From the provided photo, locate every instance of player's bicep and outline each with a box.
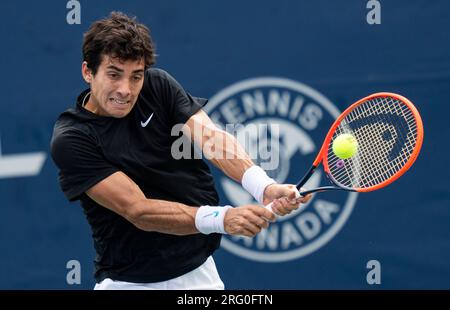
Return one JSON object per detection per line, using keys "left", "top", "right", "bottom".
{"left": 86, "top": 171, "right": 146, "bottom": 221}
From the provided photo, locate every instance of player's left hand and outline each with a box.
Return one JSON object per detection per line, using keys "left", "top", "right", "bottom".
{"left": 262, "top": 184, "right": 312, "bottom": 216}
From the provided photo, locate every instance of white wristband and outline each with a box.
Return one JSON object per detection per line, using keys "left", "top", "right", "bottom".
{"left": 195, "top": 205, "right": 233, "bottom": 235}
{"left": 242, "top": 165, "right": 276, "bottom": 204}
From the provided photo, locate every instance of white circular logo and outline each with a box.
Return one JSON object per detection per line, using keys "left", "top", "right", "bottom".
{"left": 204, "top": 77, "right": 358, "bottom": 262}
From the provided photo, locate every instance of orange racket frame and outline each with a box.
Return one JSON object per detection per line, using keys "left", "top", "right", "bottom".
{"left": 297, "top": 92, "right": 424, "bottom": 195}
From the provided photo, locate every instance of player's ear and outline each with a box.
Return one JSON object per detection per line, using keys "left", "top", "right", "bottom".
{"left": 82, "top": 61, "right": 92, "bottom": 83}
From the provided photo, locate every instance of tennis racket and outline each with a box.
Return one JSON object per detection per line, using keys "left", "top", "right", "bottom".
{"left": 265, "top": 92, "right": 424, "bottom": 211}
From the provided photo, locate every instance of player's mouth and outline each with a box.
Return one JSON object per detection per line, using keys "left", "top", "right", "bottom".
{"left": 109, "top": 97, "right": 130, "bottom": 106}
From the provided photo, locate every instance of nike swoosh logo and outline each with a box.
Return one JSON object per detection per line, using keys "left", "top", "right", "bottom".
{"left": 140, "top": 113, "right": 154, "bottom": 127}
{"left": 203, "top": 211, "right": 220, "bottom": 218}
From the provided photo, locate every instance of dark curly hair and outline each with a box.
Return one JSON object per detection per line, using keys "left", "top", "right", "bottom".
{"left": 82, "top": 12, "right": 156, "bottom": 75}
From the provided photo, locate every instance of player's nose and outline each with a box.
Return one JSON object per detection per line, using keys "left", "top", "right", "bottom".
{"left": 116, "top": 80, "right": 131, "bottom": 98}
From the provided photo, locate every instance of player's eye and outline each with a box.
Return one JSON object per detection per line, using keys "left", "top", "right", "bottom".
{"left": 132, "top": 75, "right": 143, "bottom": 82}
{"left": 108, "top": 72, "right": 120, "bottom": 79}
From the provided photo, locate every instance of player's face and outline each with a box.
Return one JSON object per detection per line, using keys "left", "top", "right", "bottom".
{"left": 82, "top": 55, "right": 145, "bottom": 118}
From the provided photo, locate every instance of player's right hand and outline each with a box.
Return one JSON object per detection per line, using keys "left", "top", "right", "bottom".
{"left": 223, "top": 205, "right": 276, "bottom": 237}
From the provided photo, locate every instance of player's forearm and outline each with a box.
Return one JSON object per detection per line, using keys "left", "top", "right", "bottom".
{"left": 198, "top": 127, "right": 276, "bottom": 204}
{"left": 206, "top": 130, "right": 254, "bottom": 182}
{"left": 184, "top": 110, "right": 275, "bottom": 204}
{"left": 184, "top": 110, "right": 255, "bottom": 183}
{"left": 130, "top": 198, "right": 199, "bottom": 235}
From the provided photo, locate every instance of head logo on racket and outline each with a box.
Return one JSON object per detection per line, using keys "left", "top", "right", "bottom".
{"left": 205, "top": 77, "right": 359, "bottom": 262}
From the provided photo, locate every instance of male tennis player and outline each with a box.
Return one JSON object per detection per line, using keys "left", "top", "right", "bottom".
{"left": 51, "top": 12, "right": 311, "bottom": 290}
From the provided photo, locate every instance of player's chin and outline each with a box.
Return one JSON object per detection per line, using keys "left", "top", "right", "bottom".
{"left": 108, "top": 104, "right": 134, "bottom": 118}
{"left": 108, "top": 109, "right": 132, "bottom": 118}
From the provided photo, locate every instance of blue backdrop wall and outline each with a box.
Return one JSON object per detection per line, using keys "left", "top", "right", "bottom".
{"left": 0, "top": 0, "right": 448, "bottom": 289}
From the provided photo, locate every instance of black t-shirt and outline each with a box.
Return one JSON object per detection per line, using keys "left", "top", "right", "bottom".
{"left": 50, "top": 68, "right": 221, "bottom": 283}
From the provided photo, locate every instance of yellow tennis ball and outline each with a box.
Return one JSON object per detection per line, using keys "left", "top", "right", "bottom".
{"left": 332, "top": 134, "right": 358, "bottom": 159}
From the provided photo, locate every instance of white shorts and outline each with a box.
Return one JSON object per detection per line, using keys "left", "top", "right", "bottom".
{"left": 94, "top": 256, "right": 225, "bottom": 290}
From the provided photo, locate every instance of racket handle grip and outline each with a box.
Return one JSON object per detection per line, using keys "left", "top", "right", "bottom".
{"left": 263, "top": 187, "right": 303, "bottom": 213}
{"left": 263, "top": 187, "right": 302, "bottom": 214}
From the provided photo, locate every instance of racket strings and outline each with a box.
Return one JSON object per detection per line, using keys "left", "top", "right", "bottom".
{"left": 327, "top": 96, "right": 418, "bottom": 189}
{"left": 334, "top": 98, "right": 416, "bottom": 187}
{"left": 345, "top": 99, "right": 415, "bottom": 186}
